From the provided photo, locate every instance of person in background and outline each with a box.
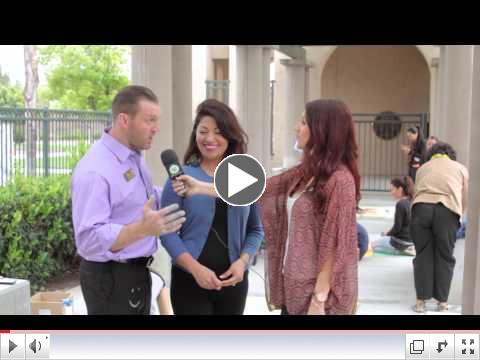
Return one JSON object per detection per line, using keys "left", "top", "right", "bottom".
{"left": 150, "top": 270, "right": 174, "bottom": 315}
{"left": 426, "top": 135, "right": 439, "bottom": 151}
{"left": 401, "top": 126, "right": 427, "bottom": 182}
{"left": 372, "top": 177, "right": 415, "bottom": 256}
{"left": 148, "top": 190, "right": 175, "bottom": 316}
{"left": 357, "top": 223, "right": 369, "bottom": 261}
{"left": 456, "top": 213, "right": 467, "bottom": 239}
{"left": 410, "top": 141, "right": 469, "bottom": 313}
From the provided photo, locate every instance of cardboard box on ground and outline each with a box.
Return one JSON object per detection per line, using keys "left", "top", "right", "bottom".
{"left": 31, "top": 291, "right": 74, "bottom": 315}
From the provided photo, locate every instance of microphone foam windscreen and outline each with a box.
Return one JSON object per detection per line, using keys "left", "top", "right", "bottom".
{"left": 161, "top": 149, "right": 178, "bottom": 166}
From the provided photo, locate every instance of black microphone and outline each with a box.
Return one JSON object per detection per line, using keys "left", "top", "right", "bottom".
{"left": 160, "top": 149, "right": 185, "bottom": 180}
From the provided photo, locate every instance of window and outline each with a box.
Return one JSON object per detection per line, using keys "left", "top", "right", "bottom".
{"left": 373, "top": 111, "right": 402, "bottom": 140}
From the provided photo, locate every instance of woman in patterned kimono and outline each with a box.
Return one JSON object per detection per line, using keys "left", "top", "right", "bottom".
{"left": 257, "top": 99, "right": 361, "bottom": 315}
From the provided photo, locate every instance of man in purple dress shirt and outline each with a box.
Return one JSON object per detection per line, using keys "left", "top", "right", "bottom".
{"left": 72, "top": 86, "right": 186, "bottom": 314}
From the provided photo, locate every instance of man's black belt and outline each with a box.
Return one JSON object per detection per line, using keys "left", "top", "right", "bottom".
{"left": 114, "top": 256, "right": 154, "bottom": 267}
{"left": 81, "top": 256, "right": 154, "bottom": 268}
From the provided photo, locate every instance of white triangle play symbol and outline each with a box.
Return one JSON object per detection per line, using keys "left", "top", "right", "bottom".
{"left": 228, "top": 163, "right": 258, "bottom": 198}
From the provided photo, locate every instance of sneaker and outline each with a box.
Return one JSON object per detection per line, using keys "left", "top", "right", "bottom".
{"left": 437, "top": 302, "right": 449, "bottom": 312}
{"left": 403, "top": 246, "right": 416, "bottom": 256}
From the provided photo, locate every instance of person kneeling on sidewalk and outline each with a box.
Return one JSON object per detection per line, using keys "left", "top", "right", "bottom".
{"left": 372, "top": 177, "right": 415, "bottom": 257}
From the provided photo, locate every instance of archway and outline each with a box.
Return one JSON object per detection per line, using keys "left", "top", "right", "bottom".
{"left": 321, "top": 45, "right": 431, "bottom": 187}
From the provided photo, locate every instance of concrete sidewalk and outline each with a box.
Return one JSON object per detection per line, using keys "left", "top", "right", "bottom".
{"left": 66, "top": 192, "right": 464, "bottom": 315}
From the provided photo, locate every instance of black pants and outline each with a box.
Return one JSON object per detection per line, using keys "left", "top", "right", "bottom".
{"left": 170, "top": 266, "right": 248, "bottom": 315}
{"left": 80, "top": 259, "right": 151, "bottom": 315}
{"left": 410, "top": 203, "right": 460, "bottom": 302}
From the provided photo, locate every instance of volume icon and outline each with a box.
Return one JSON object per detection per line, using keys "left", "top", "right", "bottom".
{"left": 29, "top": 338, "right": 42, "bottom": 354}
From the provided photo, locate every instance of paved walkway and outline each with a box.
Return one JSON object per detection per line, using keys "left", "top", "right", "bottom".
{"left": 66, "top": 192, "right": 464, "bottom": 315}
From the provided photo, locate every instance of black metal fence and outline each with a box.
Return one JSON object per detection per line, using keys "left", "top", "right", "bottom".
{"left": 1, "top": 106, "right": 429, "bottom": 192}
{"left": 353, "top": 112, "right": 429, "bottom": 192}
{"left": 0, "top": 108, "right": 111, "bottom": 185}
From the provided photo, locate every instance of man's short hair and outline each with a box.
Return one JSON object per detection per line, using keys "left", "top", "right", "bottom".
{"left": 112, "top": 85, "right": 158, "bottom": 119}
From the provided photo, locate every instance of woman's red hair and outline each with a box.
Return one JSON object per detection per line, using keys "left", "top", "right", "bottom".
{"left": 300, "top": 99, "right": 361, "bottom": 207}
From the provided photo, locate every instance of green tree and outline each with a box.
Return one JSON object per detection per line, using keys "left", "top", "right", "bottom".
{"left": 0, "top": 67, "right": 24, "bottom": 107}
{"left": 39, "top": 45, "right": 130, "bottom": 111}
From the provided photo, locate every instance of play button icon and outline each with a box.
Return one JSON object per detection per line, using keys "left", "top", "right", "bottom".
{"left": 214, "top": 154, "right": 266, "bottom": 206}
{"left": 1, "top": 334, "right": 25, "bottom": 359}
{"left": 9, "top": 340, "right": 17, "bottom": 353}
{"left": 227, "top": 163, "right": 258, "bottom": 198}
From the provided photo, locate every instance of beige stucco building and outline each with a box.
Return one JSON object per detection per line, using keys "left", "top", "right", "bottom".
{"left": 131, "top": 45, "right": 480, "bottom": 314}
{"left": 132, "top": 45, "right": 451, "bottom": 186}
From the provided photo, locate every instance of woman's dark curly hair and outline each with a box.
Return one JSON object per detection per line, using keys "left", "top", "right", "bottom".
{"left": 427, "top": 141, "right": 457, "bottom": 161}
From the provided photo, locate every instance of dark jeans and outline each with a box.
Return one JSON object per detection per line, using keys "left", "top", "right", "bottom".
{"left": 80, "top": 259, "right": 151, "bottom": 315}
{"left": 170, "top": 266, "right": 248, "bottom": 315}
{"left": 410, "top": 203, "right": 460, "bottom": 302}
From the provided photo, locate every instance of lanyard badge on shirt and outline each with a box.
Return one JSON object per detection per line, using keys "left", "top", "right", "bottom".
{"left": 123, "top": 169, "right": 136, "bottom": 182}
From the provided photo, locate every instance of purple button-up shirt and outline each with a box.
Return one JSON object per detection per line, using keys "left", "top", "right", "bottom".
{"left": 71, "top": 128, "right": 159, "bottom": 262}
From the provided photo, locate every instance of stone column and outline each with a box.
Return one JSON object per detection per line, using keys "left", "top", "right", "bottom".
{"left": 131, "top": 45, "right": 192, "bottom": 185}
{"left": 462, "top": 45, "right": 480, "bottom": 314}
{"left": 172, "top": 46, "right": 193, "bottom": 160}
{"left": 429, "top": 56, "right": 439, "bottom": 135}
{"left": 192, "top": 45, "right": 208, "bottom": 118}
{"left": 131, "top": 46, "right": 193, "bottom": 285}
{"left": 434, "top": 46, "right": 448, "bottom": 140}
{"left": 229, "top": 45, "right": 273, "bottom": 175}
{"left": 436, "top": 45, "right": 474, "bottom": 165}
{"left": 281, "top": 59, "right": 308, "bottom": 168}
